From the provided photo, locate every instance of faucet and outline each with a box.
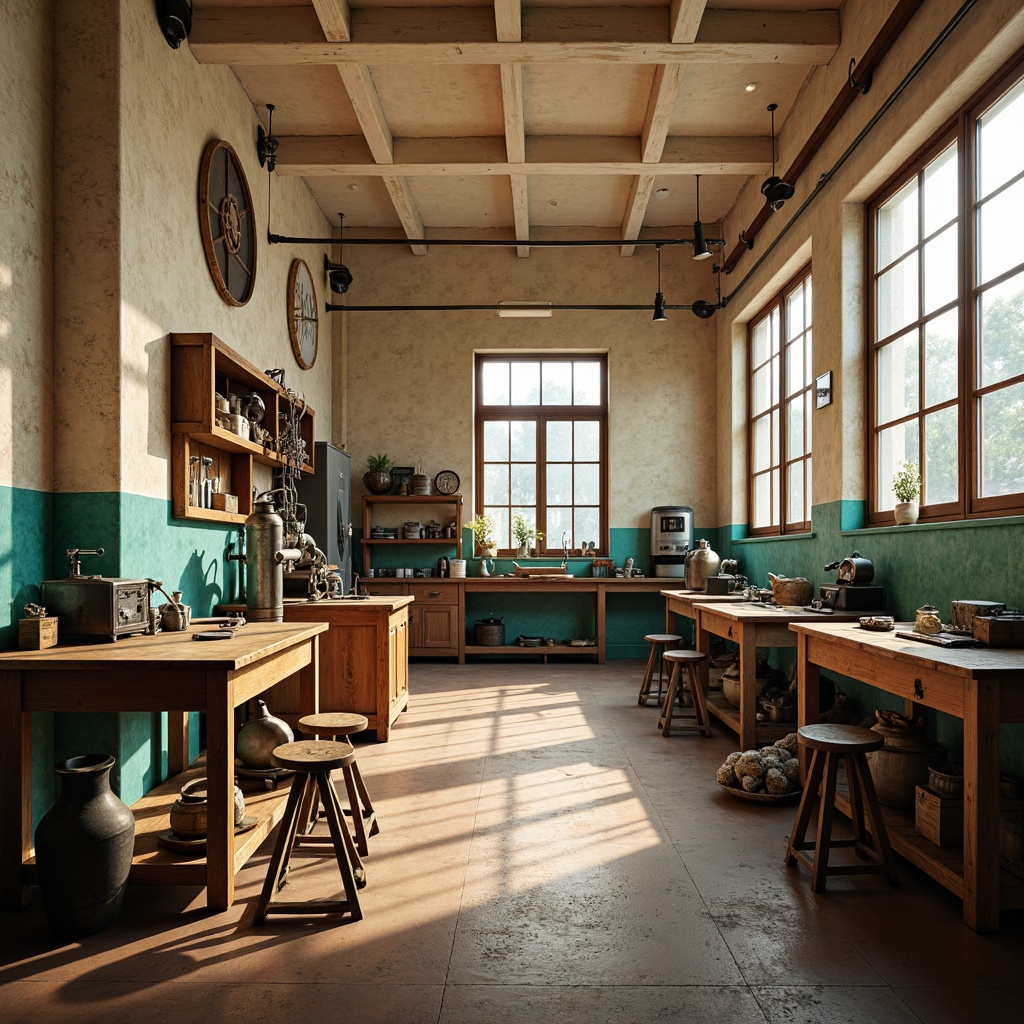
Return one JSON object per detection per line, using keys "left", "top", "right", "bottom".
{"left": 561, "top": 531, "right": 569, "bottom": 570}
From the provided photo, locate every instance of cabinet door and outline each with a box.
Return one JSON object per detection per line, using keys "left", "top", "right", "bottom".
{"left": 419, "top": 604, "right": 459, "bottom": 650}
{"left": 390, "top": 617, "right": 409, "bottom": 705}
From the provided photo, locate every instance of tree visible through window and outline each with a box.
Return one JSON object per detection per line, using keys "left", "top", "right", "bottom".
{"left": 868, "top": 55, "right": 1024, "bottom": 522}
{"left": 475, "top": 355, "right": 607, "bottom": 555}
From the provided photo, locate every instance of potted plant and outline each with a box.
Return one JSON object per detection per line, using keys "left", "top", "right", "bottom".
{"left": 892, "top": 461, "right": 921, "bottom": 525}
{"left": 470, "top": 512, "right": 497, "bottom": 557}
{"left": 364, "top": 453, "right": 393, "bottom": 495}
{"left": 529, "top": 531, "right": 545, "bottom": 558}
{"left": 511, "top": 513, "right": 537, "bottom": 557}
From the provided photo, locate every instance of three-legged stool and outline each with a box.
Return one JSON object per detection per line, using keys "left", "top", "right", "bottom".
{"left": 299, "top": 712, "right": 379, "bottom": 857}
{"left": 785, "top": 723, "right": 899, "bottom": 893}
{"left": 657, "top": 650, "right": 712, "bottom": 737}
{"left": 254, "top": 740, "right": 365, "bottom": 924}
{"left": 638, "top": 633, "right": 682, "bottom": 706}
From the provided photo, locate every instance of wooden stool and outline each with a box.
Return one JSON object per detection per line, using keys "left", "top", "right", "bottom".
{"left": 299, "top": 713, "right": 379, "bottom": 857}
{"left": 254, "top": 740, "right": 365, "bottom": 924}
{"left": 638, "top": 634, "right": 682, "bottom": 706}
{"left": 785, "top": 723, "right": 899, "bottom": 893}
{"left": 657, "top": 650, "right": 712, "bottom": 737}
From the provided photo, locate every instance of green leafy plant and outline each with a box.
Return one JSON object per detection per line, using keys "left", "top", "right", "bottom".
{"left": 366, "top": 453, "right": 393, "bottom": 473}
{"left": 511, "top": 513, "right": 536, "bottom": 546}
{"left": 892, "top": 461, "right": 921, "bottom": 503}
{"left": 469, "top": 513, "right": 495, "bottom": 549}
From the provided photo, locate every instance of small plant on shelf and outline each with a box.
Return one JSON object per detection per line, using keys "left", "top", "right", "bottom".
{"left": 470, "top": 512, "right": 496, "bottom": 556}
{"left": 364, "top": 453, "right": 394, "bottom": 495}
{"left": 512, "top": 513, "right": 535, "bottom": 551}
{"left": 892, "top": 461, "right": 921, "bottom": 525}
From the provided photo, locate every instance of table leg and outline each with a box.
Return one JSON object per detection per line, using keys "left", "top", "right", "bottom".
{"left": 298, "top": 635, "right": 320, "bottom": 720}
{"left": 0, "top": 670, "right": 31, "bottom": 909}
{"left": 796, "top": 633, "right": 821, "bottom": 783}
{"left": 596, "top": 589, "right": 606, "bottom": 665}
{"left": 963, "top": 678, "right": 1001, "bottom": 932}
{"left": 738, "top": 625, "right": 757, "bottom": 750}
{"left": 205, "top": 669, "right": 234, "bottom": 911}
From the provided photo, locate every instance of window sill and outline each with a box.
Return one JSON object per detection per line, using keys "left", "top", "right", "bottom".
{"left": 846, "top": 514, "right": 1024, "bottom": 536}
{"left": 733, "top": 532, "right": 816, "bottom": 545}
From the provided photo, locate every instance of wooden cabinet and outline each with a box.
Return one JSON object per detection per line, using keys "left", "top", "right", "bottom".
{"left": 360, "top": 580, "right": 462, "bottom": 659}
{"left": 273, "top": 597, "right": 412, "bottom": 741}
{"left": 361, "top": 494, "right": 463, "bottom": 573}
{"left": 170, "top": 333, "right": 315, "bottom": 525}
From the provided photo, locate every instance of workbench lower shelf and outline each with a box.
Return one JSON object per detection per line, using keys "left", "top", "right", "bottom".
{"left": 23, "top": 756, "right": 295, "bottom": 888}
{"left": 703, "top": 690, "right": 793, "bottom": 747}
{"left": 463, "top": 643, "right": 600, "bottom": 662}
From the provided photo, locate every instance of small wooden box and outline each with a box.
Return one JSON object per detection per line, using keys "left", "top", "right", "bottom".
{"left": 973, "top": 615, "right": 1024, "bottom": 647}
{"left": 915, "top": 785, "right": 963, "bottom": 847}
{"left": 19, "top": 616, "right": 58, "bottom": 650}
{"left": 212, "top": 492, "right": 239, "bottom": 513}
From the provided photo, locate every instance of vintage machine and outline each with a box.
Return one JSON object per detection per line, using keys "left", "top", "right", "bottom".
{"left": 40, "top": 548, "right": 152, "bottom": 642}
{"left": 650, "top": 506, "right": 693, "bottom": 578}
{"left": 820, "top": 551, "right": 885, "bottom": 611}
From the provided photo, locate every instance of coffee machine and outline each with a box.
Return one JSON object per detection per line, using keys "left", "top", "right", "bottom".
{"left": 650, "top": 506, "right": 693, "bottom": 578}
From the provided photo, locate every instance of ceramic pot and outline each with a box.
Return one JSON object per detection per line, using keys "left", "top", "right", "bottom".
{"left": 364, "top": 470, "right": 392, "bottom": 495}
{"left": 865, "top": 723, "right": 944, "bottom": 808}
{"left": 169, "top": 777, "right": 247, "bottom": 838}
{"left": 236, "top": 699, "right": 294, "bottom": 769}
{"left": 894, "top": 500, "right": 919, "bottom": 525}
{"left": 767, "top": 573, "right": 814, "bottom": 607}
{"left": 34, "top": 754, "right": 135, "bottom": 939}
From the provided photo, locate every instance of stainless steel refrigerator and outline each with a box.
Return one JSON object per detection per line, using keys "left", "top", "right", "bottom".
{"left": 293, "top": 442, "right": 353, "bottom": 594}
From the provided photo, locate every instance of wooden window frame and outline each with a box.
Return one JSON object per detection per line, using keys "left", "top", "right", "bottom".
{"left": 866, "top": 50, "right": 1024, "bottom": 525}
{"left": 747, "top": 265, "right": 814, "bottom": 536}
{"left": 474, "top": 353, "right": 609, "bottom": 557}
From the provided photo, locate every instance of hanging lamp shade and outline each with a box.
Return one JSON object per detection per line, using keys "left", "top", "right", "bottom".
{"left": 761, "top": 103, "right": 795, "bottom": 212}
{"left": 692, "top": 175, "right": 712, "bottom": 260}
{"left": 652, "top": 244, "right": 668, "bottom": 321}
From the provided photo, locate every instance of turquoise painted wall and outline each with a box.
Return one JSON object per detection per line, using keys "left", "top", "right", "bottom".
{"left": 717, "top": 501, "right": 1024, "bottom": 775}
{"left": 19, "top": 491, "right": 239, "bottom": 826}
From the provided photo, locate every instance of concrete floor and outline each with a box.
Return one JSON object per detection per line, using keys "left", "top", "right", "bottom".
{"left": 3, "top": 660, "right": 1023, "bottom": 1023}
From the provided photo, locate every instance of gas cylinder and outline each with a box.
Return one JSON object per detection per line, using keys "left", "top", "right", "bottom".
{"left": 684, "top": 539, "right": 721, "bottom": 591}
{"left": 245, "top": 497, "right": 284, "bottom": 621}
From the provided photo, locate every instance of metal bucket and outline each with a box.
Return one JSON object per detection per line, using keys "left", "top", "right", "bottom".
{"left": 474, "top": 618, "right": 505, "bottom": 645}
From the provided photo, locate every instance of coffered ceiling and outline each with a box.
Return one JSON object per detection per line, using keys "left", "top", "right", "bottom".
{"left": 189, "top": 1, "right": 844, "bottom": 254}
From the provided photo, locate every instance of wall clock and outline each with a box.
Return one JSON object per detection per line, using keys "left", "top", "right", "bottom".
{"left": 198, "top": 139, "right": 257, "bottom": 306}
{"left": 433, "top": 470, "right": 460, "bottom": 495}
{"left": 287, "top": 258, "right": 318, "bottom": 369}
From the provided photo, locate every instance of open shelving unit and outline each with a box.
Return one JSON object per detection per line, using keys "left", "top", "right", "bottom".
{"left": 361, "top": 494, "right": 463, "bottom": 573}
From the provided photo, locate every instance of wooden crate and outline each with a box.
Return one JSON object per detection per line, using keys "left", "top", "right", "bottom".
{"left": 19, "top": 617, "right": 58, "bottom": 650}
{"left": 915, "top": 785, "right": 963, "bottom": 847}
{"left": 973, "top": 615, "right": 1024, "bottom": 647}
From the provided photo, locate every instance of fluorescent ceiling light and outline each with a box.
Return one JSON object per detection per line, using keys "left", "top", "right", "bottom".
{"left": 497, "top": 302, "right": 553, "bottom": 318}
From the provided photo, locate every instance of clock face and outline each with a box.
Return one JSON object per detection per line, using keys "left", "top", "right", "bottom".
{"left": 288, "top": 258, "right": 318, "bottom": 369}
{"left": 434, "top": 470, "right": 460, "bottom": 495}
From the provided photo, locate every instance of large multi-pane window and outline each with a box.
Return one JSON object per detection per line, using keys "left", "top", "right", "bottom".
{"left": 868, "top": 56, "right": 1024, "bottom": 522}
{"left": 475, "top": 355, "right": 607, "bottom": 555}
{"left": 748, "top": 268, "right": 813, "bottom": 535}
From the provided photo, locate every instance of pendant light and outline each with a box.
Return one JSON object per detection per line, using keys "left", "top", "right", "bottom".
{"left": 761, "top": 103, "right": 795, "bottom": 212}
{"left": 324, "top": 212, "right": 353, "bottom": 294}
{"left": 692, "top": 175, "right": 712, "bottom": 261}
{"left": 652, "top": 244, "right": 667, "bottom": 321}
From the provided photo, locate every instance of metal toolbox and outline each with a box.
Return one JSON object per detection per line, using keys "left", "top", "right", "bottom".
{"left": 39, "top": 577, "right": 151, "bottom": 642}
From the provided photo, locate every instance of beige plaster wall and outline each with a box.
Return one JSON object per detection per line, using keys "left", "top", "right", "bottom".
{"left": 344, "top": 241, "right": 720, "bottom": 528}
{"left": 0, "top": 1, "right": 53, "bottom": 492}
{"left": 48, "top": 0, "right": 335, "bottom": 499}
{"left": 714, "top": 0, "right": 1024, "bottom": 527}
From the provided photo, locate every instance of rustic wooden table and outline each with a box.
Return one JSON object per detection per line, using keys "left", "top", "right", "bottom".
{"left": 0, "top": 620, "right": 327, "bottom": 912}
{"left": 790, "top": 620, "right": 1024, "bottom": 932}
{"left": 694, "top": 602, "right": 866, "bottom": 750}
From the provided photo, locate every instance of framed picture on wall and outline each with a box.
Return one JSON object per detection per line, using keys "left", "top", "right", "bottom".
{"left": 390, "top": 467, "right": 413, "bottom": 495}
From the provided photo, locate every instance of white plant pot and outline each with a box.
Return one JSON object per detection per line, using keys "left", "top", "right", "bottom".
{"left": 894, "top": 500, "right": 919, "bottom": 525}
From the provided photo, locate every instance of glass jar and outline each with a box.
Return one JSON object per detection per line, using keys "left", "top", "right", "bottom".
{"left": 915, "top": 604, "right": 943, "bottom": 635}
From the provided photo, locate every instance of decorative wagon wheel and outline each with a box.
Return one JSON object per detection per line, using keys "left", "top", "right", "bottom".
{"left": 198, "top": 140, "right": 257, "bottom": 306}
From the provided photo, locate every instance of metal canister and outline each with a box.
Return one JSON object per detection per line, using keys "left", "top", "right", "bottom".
{"left": 684, "top": 539, "right": 721, "bottom": 591}
{"left": 245, "top": 499, "right": 284, "bottom": 621}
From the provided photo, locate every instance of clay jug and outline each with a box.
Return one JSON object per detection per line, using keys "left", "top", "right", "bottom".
{"left": 34, "top": 754, "right": 135, "bottom": 939}
{"left": 169, "top": 777, "right": 247, "bottom": 838}
{"left": 236, "top": 699, "right": 294, "bottom": 768}
{"left": 865, "top": 723, "right": 944, "bottom": 808}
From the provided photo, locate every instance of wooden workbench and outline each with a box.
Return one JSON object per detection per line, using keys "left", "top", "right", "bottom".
{"left": 791, "top": 620, "right": 1024, "bottom": 932}
{"left": 0, "top": 620, "right": 327, "bottom": 912}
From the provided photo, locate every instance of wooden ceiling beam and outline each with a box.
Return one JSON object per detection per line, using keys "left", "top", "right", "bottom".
{"left": 382, "top": 175, "right": 428, "bottom": 256}
{"left": 310, "top": 0, "right": 351, "bottom": 42}
{"left": 189, "top": 7, "right": 839, "bottom": 65}
{"left": 619, "top": 174, "right": 656, "bottom": 257}
{"left": 335, "top": 64, "right": 393, "bottom": 163}
{"left": 274, "top": 134, "right": 769, "bottom": 176}
{"left": 669, "top": 0, "right": 709, "bottom": 44}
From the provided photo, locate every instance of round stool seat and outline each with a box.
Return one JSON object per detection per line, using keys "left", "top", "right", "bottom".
{"left": 663, "top": 649, "right": 707, "bottom": 664}
{"left": 271, "top": 740, "right": 356, "bottom": 773}
{"left": 644, "top": 633, "right": 682, "bottom": 644}
{"left": 798, "top": 723, "right": 883, "bottom": 754}
{"left": 299, "top": 712, "right": 369, "bottom": 737}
